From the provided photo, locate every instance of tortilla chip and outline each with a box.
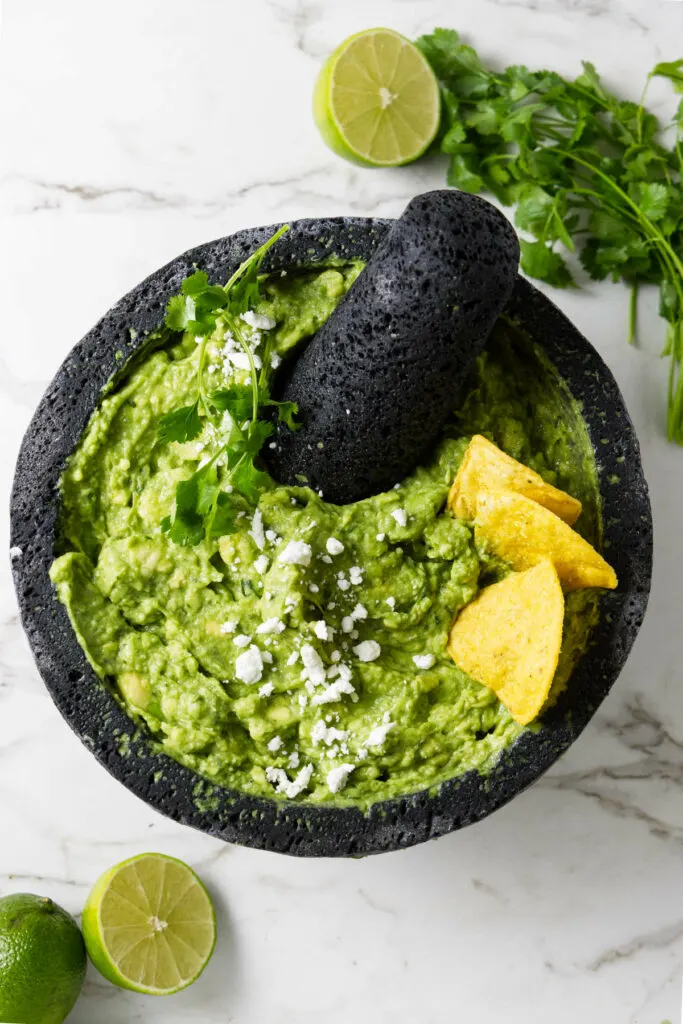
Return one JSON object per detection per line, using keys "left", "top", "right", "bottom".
{"left": 449, "top": 435, "right": 582, "bottom": 525}
{"left": 475, "top": 490, "right": 617, "bottom": 592}
{"left": 448, "top": 560, "right": 564, "bottom": 725}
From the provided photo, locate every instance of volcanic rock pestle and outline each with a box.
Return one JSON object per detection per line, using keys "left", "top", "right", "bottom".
{"left": 267, "top": 190, "right": 520, "bottom": 504}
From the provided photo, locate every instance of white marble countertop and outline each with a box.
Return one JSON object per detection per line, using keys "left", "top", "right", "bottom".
{"left": 2, "top": 1, "right": 683, "bottom": 1021}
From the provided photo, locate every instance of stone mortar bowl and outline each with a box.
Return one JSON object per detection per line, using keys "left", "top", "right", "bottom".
{"left": 10, "top": 217, "right": 653, "bottom": 857}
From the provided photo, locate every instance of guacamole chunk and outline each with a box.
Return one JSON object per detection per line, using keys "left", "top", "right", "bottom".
{"left": 50, "top": 264, "right": 600, "bottom": 809}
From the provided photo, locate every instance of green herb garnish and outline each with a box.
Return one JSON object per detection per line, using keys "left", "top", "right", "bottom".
{"left": 157, "top": 225, "right": 299, "bottom": 546}
{"left": 416, "top": 31, "right": 683, "bottom": 441}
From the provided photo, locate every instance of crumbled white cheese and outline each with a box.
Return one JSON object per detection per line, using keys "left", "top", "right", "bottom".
{"left": 267, "top": 736, "right": 283, "bottom": 752}
{"left": 309, "top": 583, "right": 320, "bottom": 593}
{"left": 225, "top": 349, "right": 262, "bottom": 371}
{"left": 233, "top": 634, "right": 252, "bottom": 648}
{"left": 256, "top": 617, "right": 286, "bottom": 635}
{"left": 279, "top": 540, "right": 312, "bottom": 566}
{"left": 266, "top": 763, "right": 313, "bottom": 799}
{"left": 265, "top": 529, "right": 278, "bottom": 543}
{"left": 262, "top": 650, "right": 274, "bottom": 664}
{"left": 326, "top": 537, "right": 344, "bottom": 556}
{"left": 376, "top": 533, "right": 385, "bottom": 542}
{"left": 326, "top": 662, "right": 353, "bottom": 684}
{"left": 366, "top": 721, "right": 396, "bottom": 747}
{"left": 311, "top": 677, "right": 356, "bottom": 705}
{"left": 254, "top": 554, "right": 270, "bottom": 575}
{"left": 413, "top": 654, "right": 435, "bottom": 670}
{"left": 220, "top": 620, "right": 238, "bottom": 634}
{"left": 249, "top": 508, "right": 265, "bottom": 551}
{"left": 259, "top": 682, "right": 275, "bottom": 697}
{"left": 288, "top": 750, "right": 300, "bottom": 769}
{"left": 235, "top": 645, "right": 264, "bottom": 684}
{"left": 385, "top": 597, "right": 396, "bottom": 610}
{"left": 320, "top": 554, "right": 333, "bottom": 564}
{"left": 301, "top": 644, "right": 326, "bottom": 687}
{"left": 353, "top": 640, "right": 381, "bottom": 663}
{"left": 311, "top": 721, "right": 350, "bottom": 747}
{"left": 337, "top": 578, "right": 351, "bottom": 592}
{"left": 327, "top": 764, "right": 354, "bottom": 794}
{"left": 286, "top": 650, "right": 300, "bottom": 667}
{"left": 341, "top": 616, "right": 354, "bottom": 634}
{"left": 351, "top": 603, "right": 367, "bottom": 621}
{"left": 314, "top": 620, "right": 333, "bottom": 642}
{"left": 331, "top": 650, "right": 341, "bottom": 663}
{"left": 241, "top": 309, "right": 276, "bottom": 331}
{"left": 392, "top": 508, "right": 408, "bottom": 528}
{"left": 9, "top": 546, "right": 22, "bottom": 560}
{"left": 271, "top": 353, "right": 282, "bottom": 369}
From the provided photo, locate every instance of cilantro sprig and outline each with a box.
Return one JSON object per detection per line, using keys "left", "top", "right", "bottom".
{"left": 157, "top": 225, "right": 300, "bottom": 546}
{"left": 416, "top": 31, "right": 683, "bottom": 441}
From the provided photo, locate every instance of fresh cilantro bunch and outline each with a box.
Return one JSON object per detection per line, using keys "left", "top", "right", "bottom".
{"left": 157, "top": 225, "right": 299, "bottom": 546}
{"left": 417, "top": 30, "right": 683, "bottom": 442}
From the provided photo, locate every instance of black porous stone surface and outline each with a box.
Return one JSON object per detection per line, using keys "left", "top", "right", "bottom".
{"left": 10, "top": 215, "right": 652, "bottom": 858}
{"left": 268, "top": 191, "right": 519, "bottom": 503}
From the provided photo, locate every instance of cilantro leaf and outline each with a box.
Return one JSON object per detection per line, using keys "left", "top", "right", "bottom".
{"left": 157, "top": 400, "right": 202, "bottom": 444}
{"left": 231, "top": 459, "right": 271, "bottom": 504}
{"left": 209, "top": 493, "right": 238, "bottom": 539}
{"left": 630, "top": 181, "right": 670, "bottom": 222}
{"left": 163, "top": 472, "right": 207, "bottom": 546}
{"left": 165, "top": 294, "right": 194, "bottom": 332}
{"left": 651, "top": 60, "right": 683, "bottom": 94}
{"left": 520, "top": 239, "right": 574, "bottom": 287}
{"left": 210, "top": 385, "right": 253, "bottom": 421}
{"left": 241, "top": 420, "right": 274, "bottom": 456}
{"left": 266, "top": 399, "right": 301, "bottom": 431}
{"left": 181, "top": 270, "right": 210, "bottom": 297}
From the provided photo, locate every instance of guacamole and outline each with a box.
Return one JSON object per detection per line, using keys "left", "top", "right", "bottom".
{"left": 50, "top": 265, "right": 600, "bottom": 809}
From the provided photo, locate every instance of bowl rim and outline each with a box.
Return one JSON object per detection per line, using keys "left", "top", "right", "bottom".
{"left": 10, "top": 215, "right": 653, "bottom": 857}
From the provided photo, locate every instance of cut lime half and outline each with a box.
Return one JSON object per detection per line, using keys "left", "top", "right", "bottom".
{"left": 314, "top": 28, "right": 441, "bottom": 167}
{"left": 82, "top": 853, "right": 216, "bottom": 996}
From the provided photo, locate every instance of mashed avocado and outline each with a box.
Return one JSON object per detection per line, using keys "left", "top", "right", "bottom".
{"left": 50, "top": 265, "right": 600, "bottom": 809}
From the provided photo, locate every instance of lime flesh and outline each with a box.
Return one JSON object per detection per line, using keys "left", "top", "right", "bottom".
{"left": 314, "top": 28, "right": 441, "bottom": 167}
{"left": 82, "top": 853, "right": 216, "bottom": 996}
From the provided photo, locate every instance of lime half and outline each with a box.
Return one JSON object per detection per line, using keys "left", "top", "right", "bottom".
{"left": 82, "top": 853, "right": 216, "bottom": 996}
{"left": 314, "top": 28, "right": 441, "bottom": 167}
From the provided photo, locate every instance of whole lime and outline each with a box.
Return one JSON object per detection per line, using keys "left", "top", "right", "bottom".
{"left": 0, "top": 893, "right": 87, "bottom": 1024}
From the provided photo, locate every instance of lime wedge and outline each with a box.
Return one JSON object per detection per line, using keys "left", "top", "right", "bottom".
{"left": 82, "top": 853, "right": 216, "bottom": 996}
{"left": 314, "top": 28, "right": 441, "bottom": 167}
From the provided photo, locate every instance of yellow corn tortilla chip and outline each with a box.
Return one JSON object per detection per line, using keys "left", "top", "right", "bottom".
{"left": 449, "top": 435, "right": 582, "bottom": 525}
{"left": 475, "top": 490, "right": 617, "bottom": 592}
{"left": 448, "top": 560, "right": 564, "bottom": 725}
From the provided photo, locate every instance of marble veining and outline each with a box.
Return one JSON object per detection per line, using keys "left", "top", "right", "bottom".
{"left": 1, "top": 0, "right": 683, "bottom": 1021}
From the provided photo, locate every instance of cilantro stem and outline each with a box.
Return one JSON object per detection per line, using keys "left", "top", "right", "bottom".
{"left": 223, "top": 224, "right": 289, "bottom": 295}
{"left": 226, "top": 314, "right": 259, "bottom": 424}
{"left": 628, "top": 283, "right": 639, "bottom": 346}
